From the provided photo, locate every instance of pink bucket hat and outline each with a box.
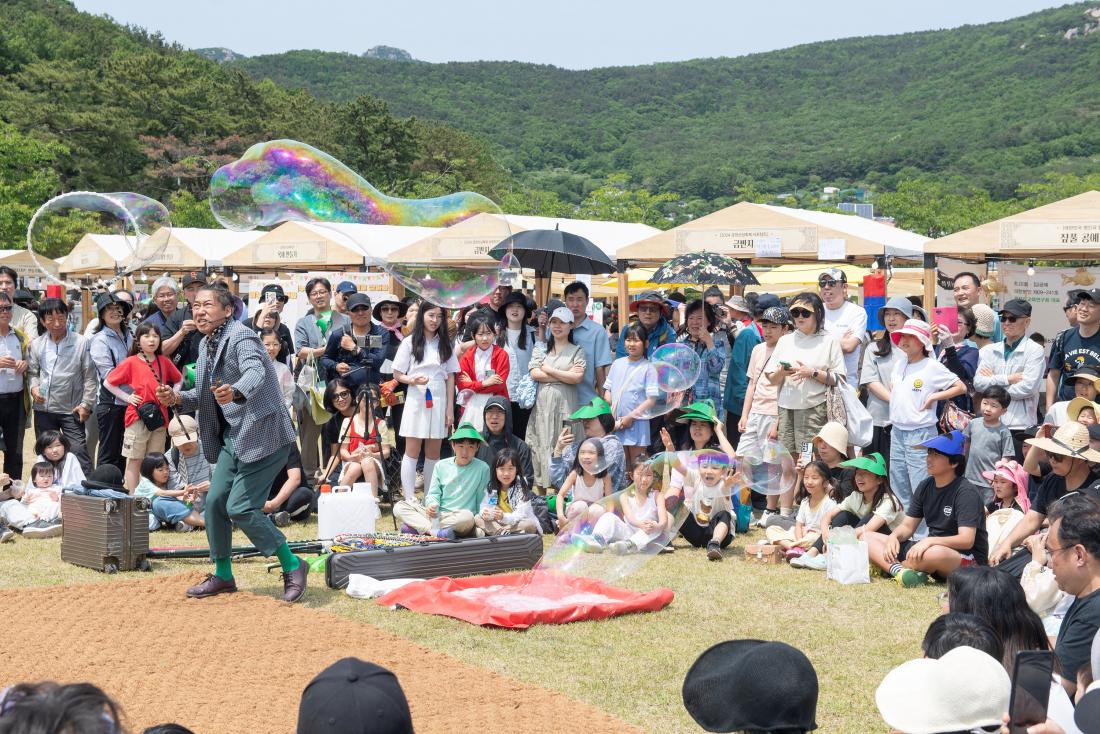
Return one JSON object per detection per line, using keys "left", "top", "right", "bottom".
{"left": 981, "top": 458, "right": 1031, "bottom": 513}
{"left": 890, "top": 319, "right": 933, "bottom": 350}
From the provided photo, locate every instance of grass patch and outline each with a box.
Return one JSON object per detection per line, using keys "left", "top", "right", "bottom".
{"left": 0, "top": 511, "right": 940, "bottom": 733}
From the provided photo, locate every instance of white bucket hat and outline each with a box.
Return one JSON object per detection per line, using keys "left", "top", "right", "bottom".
{"left": 891, "top": 318, "right": 933, "bottom": 351}
{"left": 813, "top": 422, "right": 849, "bottom": 457}
{"left": 875, "top": 646, "right": 1010, "bottom": 734}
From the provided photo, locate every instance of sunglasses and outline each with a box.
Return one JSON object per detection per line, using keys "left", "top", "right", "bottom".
{"left": 0, "top": 306, "right": 11, "bottom": 313}
{"left": 999, "top": 314, "right": 1022, "bottom": 323}
{"left": 818, "top": 279, "right": 841, "bottom": 288}
{"left": 790, "top": 308, "right": 813, "bottom": 319}
{"left": 333, "top": 391, "right": 352, "bottom": 400}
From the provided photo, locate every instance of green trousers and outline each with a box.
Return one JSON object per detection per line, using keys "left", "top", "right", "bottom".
{"left": 205, "top": 438, "right": 291, "bottom": 560}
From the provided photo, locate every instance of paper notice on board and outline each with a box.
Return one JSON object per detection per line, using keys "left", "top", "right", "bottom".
{"left": 754, "top": 236, "right": 781, "bottom": 258}
{"left": 818, "top": 238, "right": 846, "bottom": 260}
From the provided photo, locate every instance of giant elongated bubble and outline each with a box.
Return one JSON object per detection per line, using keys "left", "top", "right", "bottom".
{"left": 209, "top": 139, "right": 501, "bottom": 230}
{"left": 27, "top": 191, "right": 171, "bottom": 291}
{"left": 210, "top": 140, "right": 512, "bottom": 309}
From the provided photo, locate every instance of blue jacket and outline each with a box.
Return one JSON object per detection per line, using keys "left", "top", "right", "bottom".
{"left": 321, "top": 323, "right": 389, "bottom": 389}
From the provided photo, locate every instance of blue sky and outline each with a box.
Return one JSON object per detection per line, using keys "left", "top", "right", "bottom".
{"left": 75, "top": 0, "right": 1066, "bottom": 69}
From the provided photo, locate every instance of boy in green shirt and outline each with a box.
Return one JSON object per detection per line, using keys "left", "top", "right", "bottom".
{"left": 393, "top": 422, "right": 488, "bottom": 539}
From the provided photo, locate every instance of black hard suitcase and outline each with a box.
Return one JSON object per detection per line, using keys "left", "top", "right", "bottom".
{"left": 326, "top": 533, "right": 543, "bottom": 589}
{"left": 60, "top": 494, "right": 152, "bottom": 573}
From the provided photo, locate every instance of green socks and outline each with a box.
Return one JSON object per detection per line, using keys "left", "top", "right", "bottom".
{"left": 275, "top": 543, "right": 300, "bottom": 572}
{"left": 214, "top": 556, "right": 233, "bottom": 581}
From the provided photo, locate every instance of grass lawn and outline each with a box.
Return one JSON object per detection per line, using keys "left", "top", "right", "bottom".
{"left": 0, "top": 511, "right": 941, "bottom": 733}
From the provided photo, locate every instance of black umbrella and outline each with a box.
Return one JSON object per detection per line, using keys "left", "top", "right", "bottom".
{"left": 488, "top": 225, "right": 618, "bottom": 275}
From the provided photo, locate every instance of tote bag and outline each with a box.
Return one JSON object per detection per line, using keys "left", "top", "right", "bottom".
{"left": 826, "top": 527, "right": 870, "bottom": 585}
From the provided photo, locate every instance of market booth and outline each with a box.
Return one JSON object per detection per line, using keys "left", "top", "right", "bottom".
{"left": 614, "top": 201, "right": 929, "bottom": 326}
{"left": 59, "top": 228, "right": 261, "bottom": 281}
{"left": 0, "top": 249, "right": 61, "bottom": 284}
{"left": 923, "top": 190, "right": 1100, "bottom": 332}
{"left": 387, "top": 213, "right": 658, "bottom": 303}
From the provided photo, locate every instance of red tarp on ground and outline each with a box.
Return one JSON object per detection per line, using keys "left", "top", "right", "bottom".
{"left": 375, "top": 570, "right": 674, "bottom": 629}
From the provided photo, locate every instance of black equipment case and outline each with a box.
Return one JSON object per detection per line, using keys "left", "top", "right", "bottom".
{"left": 60, "top": 494, "right": 152, "bottom": 573}
{"left": 326, "top": 533, "right": 543, "bottom": 589}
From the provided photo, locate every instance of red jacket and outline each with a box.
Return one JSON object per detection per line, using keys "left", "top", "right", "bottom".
{"left": 457, "top": 345, "right": 510, "bottom": 399}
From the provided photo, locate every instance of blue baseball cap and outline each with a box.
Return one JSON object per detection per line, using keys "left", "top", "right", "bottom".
{"left": 916, "top": 430, "right": 965, "bottom": 456}
{"left": 335, "top": 280, "right": 357, "bottom": 294}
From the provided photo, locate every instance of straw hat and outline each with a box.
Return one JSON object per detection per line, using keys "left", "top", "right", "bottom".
{"left": 1067, "top": 397, "right": 1100, "bottom": 424}
{"left": 1025, "top": 422, "right": 1100, "bottom": 463}
{"left": 971, "top": 304, "right": 996, "bottom": 338}
{"left": 813, "top": 422, "right": 849, "bottom": 457}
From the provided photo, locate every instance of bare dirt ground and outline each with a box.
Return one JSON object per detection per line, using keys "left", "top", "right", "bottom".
{"left": 0, "top": 571, "right": 644, "bottom": 733}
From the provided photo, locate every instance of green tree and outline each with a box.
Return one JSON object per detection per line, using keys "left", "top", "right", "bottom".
{"left": 332, "top": 95, "right": 419, "bottom": 191}
{"left": 576, "top": 174, "right": 678, "bottom": 229}
{"left": 0, "top": 123, "right": 64, "bottom": 248}
{"left": 1017, "top": 172, "right": 1100, "bottom": 208}
{"left": 167, "top": 190, "right": 219, "bottom": 228}
{"left": 877, "top": 178, "right": 1023, "bottom": 238}
{"left": 499, "top": 188, "right": 573, "bottom": 217}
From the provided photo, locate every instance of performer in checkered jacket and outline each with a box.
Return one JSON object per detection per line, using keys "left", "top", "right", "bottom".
{"left": 157, "top": 283, "right": 308, "bottom": 603}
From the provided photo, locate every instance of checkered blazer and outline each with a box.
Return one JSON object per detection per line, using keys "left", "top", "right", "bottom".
{"left": 179, "top": 319, "right": 296, "bottom": 465}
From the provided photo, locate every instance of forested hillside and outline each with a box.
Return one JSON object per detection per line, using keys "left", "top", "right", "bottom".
{"left": 238, "top": 3, "right": 1100, "bottom": 206}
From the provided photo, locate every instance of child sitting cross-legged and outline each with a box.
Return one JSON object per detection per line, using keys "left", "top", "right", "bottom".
{"left": 474, "top": 449, "right": 541, "bottom": 536}
{"left": 765, "top": 459, "right": 840, "bottom": 563}
{"left": 135, "top": 452, "right": 205, "bottom": 532}
{"left": 577, "top": 455, "right": 670, "bottom": 555}
{"left": 17, "top": 461, "right": 63, "bottom": 528}
{"left": 393, "top": 422, "right": 488, "bottom": 539}
{"left": 680, "top": 452, "right": 738, "bottom": 562}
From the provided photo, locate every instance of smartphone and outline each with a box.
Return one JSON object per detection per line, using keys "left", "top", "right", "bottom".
{"left": 367, "top": 334, "right": 383, "bottom": 349}
{"left": 561, "top": 418, "right": 572, "bottom": 431}
{"left": 354, "top": 334, "right": 366, "bottom": 350}
{"left": 265, "top": 291, "right": 276, "bottom": 306}
{"left": 1008, "top": 650, "right": 1053, "bottom": 733}
{"left": 799, "top": 442, "right": 813, "bottom": 465}
{"left": 779, "top": 361, "right": 793, "bottom": 370}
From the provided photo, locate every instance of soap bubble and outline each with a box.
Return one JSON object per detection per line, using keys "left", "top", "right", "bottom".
{"left": 616, "top": 362, "right": 686, "bottom": 422}
{"left": 209, "top": 139, "right": 501, "bottom": 230}
{"left": 738, "top": 438, "right": 797, "bottom": 496}
{"left": 27, "top": 191, "right": 171, "bottom": 290}
{"left": 538, "top": 452, "right": 689, "bottom": 583}
{"left": 216, "top": 140, "right": 516, "bottom": 310}
{"left": 651, "top": 343, "right": 702, "bottom": 392}
{"left": 387, "top": 263, "right": 508, "bottom": 310}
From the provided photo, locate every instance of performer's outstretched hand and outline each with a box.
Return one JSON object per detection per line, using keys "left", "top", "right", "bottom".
{"left": 212, "top": 383, "right": 235, "bottom": 405}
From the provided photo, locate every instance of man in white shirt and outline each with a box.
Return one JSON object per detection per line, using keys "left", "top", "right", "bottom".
{"left": 973, "top": 299, "right": 1045, "bottom": 461}
{"left": 0, "top": 266, "right": 38, "bottom": 338}
{"left": 818, "top": 268, "right": 867, "bottom": 386}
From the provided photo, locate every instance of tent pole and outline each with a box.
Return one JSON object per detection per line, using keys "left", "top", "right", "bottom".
{"left": 617, "top": 260, "right": 629, "bottom": 330}
{"left": 922, "top": 253, "right": 937, "bottom": 313}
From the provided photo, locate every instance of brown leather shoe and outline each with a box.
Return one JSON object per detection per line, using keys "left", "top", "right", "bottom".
{"left": 186, "top": 573, "right": 237, "bottom": 598}
{"left": 282, "top": 561, "right": 308, "bottom": 603}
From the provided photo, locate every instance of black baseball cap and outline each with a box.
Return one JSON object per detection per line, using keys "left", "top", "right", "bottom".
{"left": 181, "top": 271, "right": 206, "bottom": 288}
{"left": 346, "top": 292, "right": 371, "bottom": 311}
{"left": 296, "top": 658, "right": 413, "bottom": 734}
{"left": 260, "top": 284, "right": 289, "bottom": 303}
{"left": 999, "top": 299, "right": 1032, "bottom": 318}
{"left": 1078, "top": 288, "right": 1100, "bottom": 303}
{"left": 754, "top": 293, "right": 781, "bottom": 312}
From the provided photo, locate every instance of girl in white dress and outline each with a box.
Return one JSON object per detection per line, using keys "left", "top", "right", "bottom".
{"left": 392, "top": 304, "right": 459, "bottom": 501}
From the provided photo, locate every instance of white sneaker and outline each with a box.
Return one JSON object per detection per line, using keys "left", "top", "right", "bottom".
{"left": 755, "top": 510, "right": 775, "bottom": 528}
{"left": 789, "top": 553, "right": 808, "bottom": 568}
{"left": 608, "top": 540, "right": 634, "bottom": 555}
{"left": 575, "top": 535, "right": 604, "bottom": 553}
{"left": 801, "top": 553, "right": 828, "bottom": 571}
{"left": 414, "top": 472, "right": 424, "bottom": 490}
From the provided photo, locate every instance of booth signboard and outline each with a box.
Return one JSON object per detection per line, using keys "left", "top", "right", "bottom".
{"left": 429, "top": 235, "right": 500, "bottom": 261}
{"left": 674, "top": 227, "right": 817, "bottom": 256}
{"left": 1000, "top": 221, "right": 1100, "bottom": 251}
{"left": 252, "top": 240, "right": 327, "bottom": 266}
{"left": 1001, "top": 263, "right": 1099, "bottom": 339}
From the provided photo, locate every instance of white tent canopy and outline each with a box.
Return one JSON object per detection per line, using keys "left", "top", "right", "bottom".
{"left": 756, "top": 205, "right": 928, "bottom": 258}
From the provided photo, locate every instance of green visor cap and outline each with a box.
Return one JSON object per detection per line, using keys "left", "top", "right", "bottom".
{"left": 570, "top": 397, "right": 612, "bottom": 420}
{"left": 839, "top": 452, "right": 887, "bottom": 477}
{"left": 675, "top": 400, "right": 720, "bottom": 425}
{"left": 449, "top": 422, "right": 486, "bottom": 443}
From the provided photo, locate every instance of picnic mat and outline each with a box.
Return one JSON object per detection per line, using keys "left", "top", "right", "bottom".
{"left": 0, "top": 572, "right": 644, "bottom": 733}
{"left": 377, "top": 570, "right": 675, "bottom": 629}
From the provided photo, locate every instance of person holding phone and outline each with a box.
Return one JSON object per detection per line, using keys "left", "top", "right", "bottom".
{"left": 242, "top": 284, "right": 293, "bottom": 365}
{"left": 765, "top": 292, "right": 844, "bottom": 521}
{"left": 322, "top": 292, "right": 388, "bottom": 392}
